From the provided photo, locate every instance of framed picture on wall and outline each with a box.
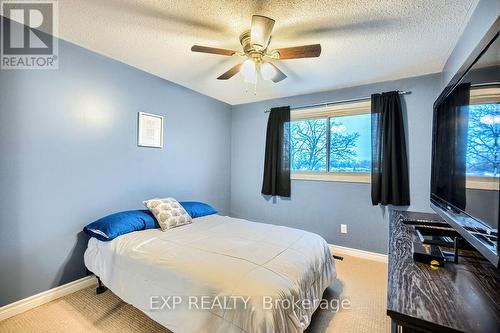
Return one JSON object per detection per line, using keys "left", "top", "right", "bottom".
{"left": 137, "top": 112, "right": 164, "bottom": 148}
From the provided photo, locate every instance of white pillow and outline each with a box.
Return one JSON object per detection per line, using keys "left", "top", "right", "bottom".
{"left": 143, "top": 197, "right": 192, "bottom": 231}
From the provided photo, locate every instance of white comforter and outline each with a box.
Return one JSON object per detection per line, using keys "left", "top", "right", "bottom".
{"left": 84, "top": 215, "right": 335, "bottom": 333}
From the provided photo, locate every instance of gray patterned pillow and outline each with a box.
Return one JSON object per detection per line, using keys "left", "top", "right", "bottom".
{"left": 143, "top": 197, "right": 192, "bottom": 231}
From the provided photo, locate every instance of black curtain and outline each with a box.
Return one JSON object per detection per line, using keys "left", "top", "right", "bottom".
{"left": 262, "top": 106, "right": 291, "bottom": 197}
{"left": 431, "top": 83, "right": 470, "bottom": 210}
{"left": 371, "top": 91, "right": 410, "bottom": 206}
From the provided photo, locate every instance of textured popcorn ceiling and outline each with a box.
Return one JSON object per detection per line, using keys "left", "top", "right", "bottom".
{"left": 55, "top": 0, "right": 478, "bottom": 105}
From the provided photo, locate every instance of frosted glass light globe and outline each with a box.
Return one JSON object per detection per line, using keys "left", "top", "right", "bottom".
{"left": 241, "top": 59, "right": 257, "bottom": 83}
{"left": 260, "top": 62, "right": 277, "bottom": 81}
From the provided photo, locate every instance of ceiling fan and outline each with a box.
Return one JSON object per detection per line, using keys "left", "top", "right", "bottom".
{"left": 191, "top": 15, "right": 321, "bottom": 84}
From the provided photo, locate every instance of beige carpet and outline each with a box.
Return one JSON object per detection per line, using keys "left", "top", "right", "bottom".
{"left": 0, "top": 255, "right": 389, "bottom": 333}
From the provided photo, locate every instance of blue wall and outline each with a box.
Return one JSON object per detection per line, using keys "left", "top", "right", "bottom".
{"left": 230, "top": 74, "right": 441, "bottom": 255}
{"left": 0, "top": 38, "right": 232, "bottom": 306}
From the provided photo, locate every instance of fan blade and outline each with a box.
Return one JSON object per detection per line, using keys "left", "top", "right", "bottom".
{"left": 274, "top": 44, "right": 321, "bottom": 59}
{"left": 268, "top": 63, "right": 287, "bottom": 83}
{"left": 217, "top": 63, "right": 242, "bottom": 80}
{"left": 251, "top": 15, "right": 275, "bottom": 50}
{"left": 191, "top": 45, "right": 237, "bottom": 56}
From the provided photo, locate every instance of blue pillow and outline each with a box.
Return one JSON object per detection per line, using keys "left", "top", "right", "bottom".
{"left": 84, "top": 210, "right": 159, "bottom": 241}
{"left": 179, "top": 201, "right": 217, "bottom": 218}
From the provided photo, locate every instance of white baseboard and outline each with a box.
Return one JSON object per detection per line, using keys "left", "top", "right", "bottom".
{"left": 0, "top": 275, "right": 97, "bottom": 321}
{"left": 329, "top": 244, "right": 388, "bottom": 263}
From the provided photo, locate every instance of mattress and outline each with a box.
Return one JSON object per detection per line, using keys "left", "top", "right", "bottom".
{"left": 84, "top": 214, "right": 336, "bottom": 333}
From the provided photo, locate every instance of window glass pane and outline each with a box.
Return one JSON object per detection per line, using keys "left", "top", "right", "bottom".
{"left": 329, "top": 113, "right": 371, "bottom": 172}
{"left": 466, "top": 103, "right": 499, "bottom": 177}
{"left": 290, "top": 118, "right": 327, "bottom": 171}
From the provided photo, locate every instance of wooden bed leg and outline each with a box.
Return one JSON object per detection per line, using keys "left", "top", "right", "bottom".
{"left": 333, "top": 255, "right": 344, "bottom": 261}
{"left": 96, "top": 276, "right": 107, "bottom": 295}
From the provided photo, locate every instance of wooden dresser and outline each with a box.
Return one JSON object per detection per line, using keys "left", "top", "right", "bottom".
{"left": 387, "top": 210, "right": 500, "bottom": 333}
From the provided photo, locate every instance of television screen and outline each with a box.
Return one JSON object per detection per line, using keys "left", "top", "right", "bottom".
{"left": 431, "top": 32, "right": 499, "bottom": 267}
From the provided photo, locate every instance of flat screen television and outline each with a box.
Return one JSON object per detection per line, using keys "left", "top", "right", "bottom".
{"left": 431, "top": 20, "right": 499, "bottom": 268}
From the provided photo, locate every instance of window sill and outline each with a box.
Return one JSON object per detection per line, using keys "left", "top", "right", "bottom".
{"left": 291, "top": 172, "right": 371, "bottom": 184}
{"left": 291, "top": 174, "right": 497, "bottom": 188}
{"left": 466, "top": 177, "right": 499, "bottom": 191}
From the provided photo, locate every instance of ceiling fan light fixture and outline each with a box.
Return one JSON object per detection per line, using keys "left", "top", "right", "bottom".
{"left": 251, "top": 15, "right": 275, "bottom": 50}
{"left": 260, "top": 62, "right": 277, "bottom": 81}
{"left": 241, "top": 59, "right": 257, "bottom": 83}
{"left": 191, "top": 15, "right": 321, "bottom": 88}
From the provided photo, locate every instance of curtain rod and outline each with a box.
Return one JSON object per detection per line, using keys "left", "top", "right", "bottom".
{"left": 264, "top": 90, "right": 411, "bottom": 113}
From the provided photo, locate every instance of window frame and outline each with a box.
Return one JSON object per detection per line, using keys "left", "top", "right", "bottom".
{"left": 290, "top": 100, "right": 372, "bottom": 183}
{"left": 465, "top": 176, "right": 499, "bottom": 191}
{"left": 469, "top": 86, "right": 500, "bottom": 105}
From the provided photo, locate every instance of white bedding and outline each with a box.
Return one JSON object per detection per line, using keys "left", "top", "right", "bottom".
{"left": 84, "top": 214, "right": 335, "bottom": 333}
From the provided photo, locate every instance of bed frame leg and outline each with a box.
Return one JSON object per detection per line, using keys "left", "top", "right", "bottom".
{"left": 96, "top": 276, "right": 107, "bottom": 295}
{"left": 333, "top": 255, "right": 344, "bottom": 261}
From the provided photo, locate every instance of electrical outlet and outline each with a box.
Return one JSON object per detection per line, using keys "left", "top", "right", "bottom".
{"left": 340, "top": 224, "right": 348, "bottom": 234}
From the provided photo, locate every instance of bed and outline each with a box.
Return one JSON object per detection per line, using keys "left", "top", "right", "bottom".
{"left": 84, "top": 214, "right": 335, "bottom": 333}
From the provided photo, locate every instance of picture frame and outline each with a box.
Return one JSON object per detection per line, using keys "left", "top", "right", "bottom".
{"left": 137, "top": 112, "right": 164, "bottom": 148}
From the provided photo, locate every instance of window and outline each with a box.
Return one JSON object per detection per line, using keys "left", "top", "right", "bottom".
{"left": 466, "top": 87, "right": 500, "bottom": 190}
{"left": 290, "top": 101, "right": 371, "bottom": 183}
